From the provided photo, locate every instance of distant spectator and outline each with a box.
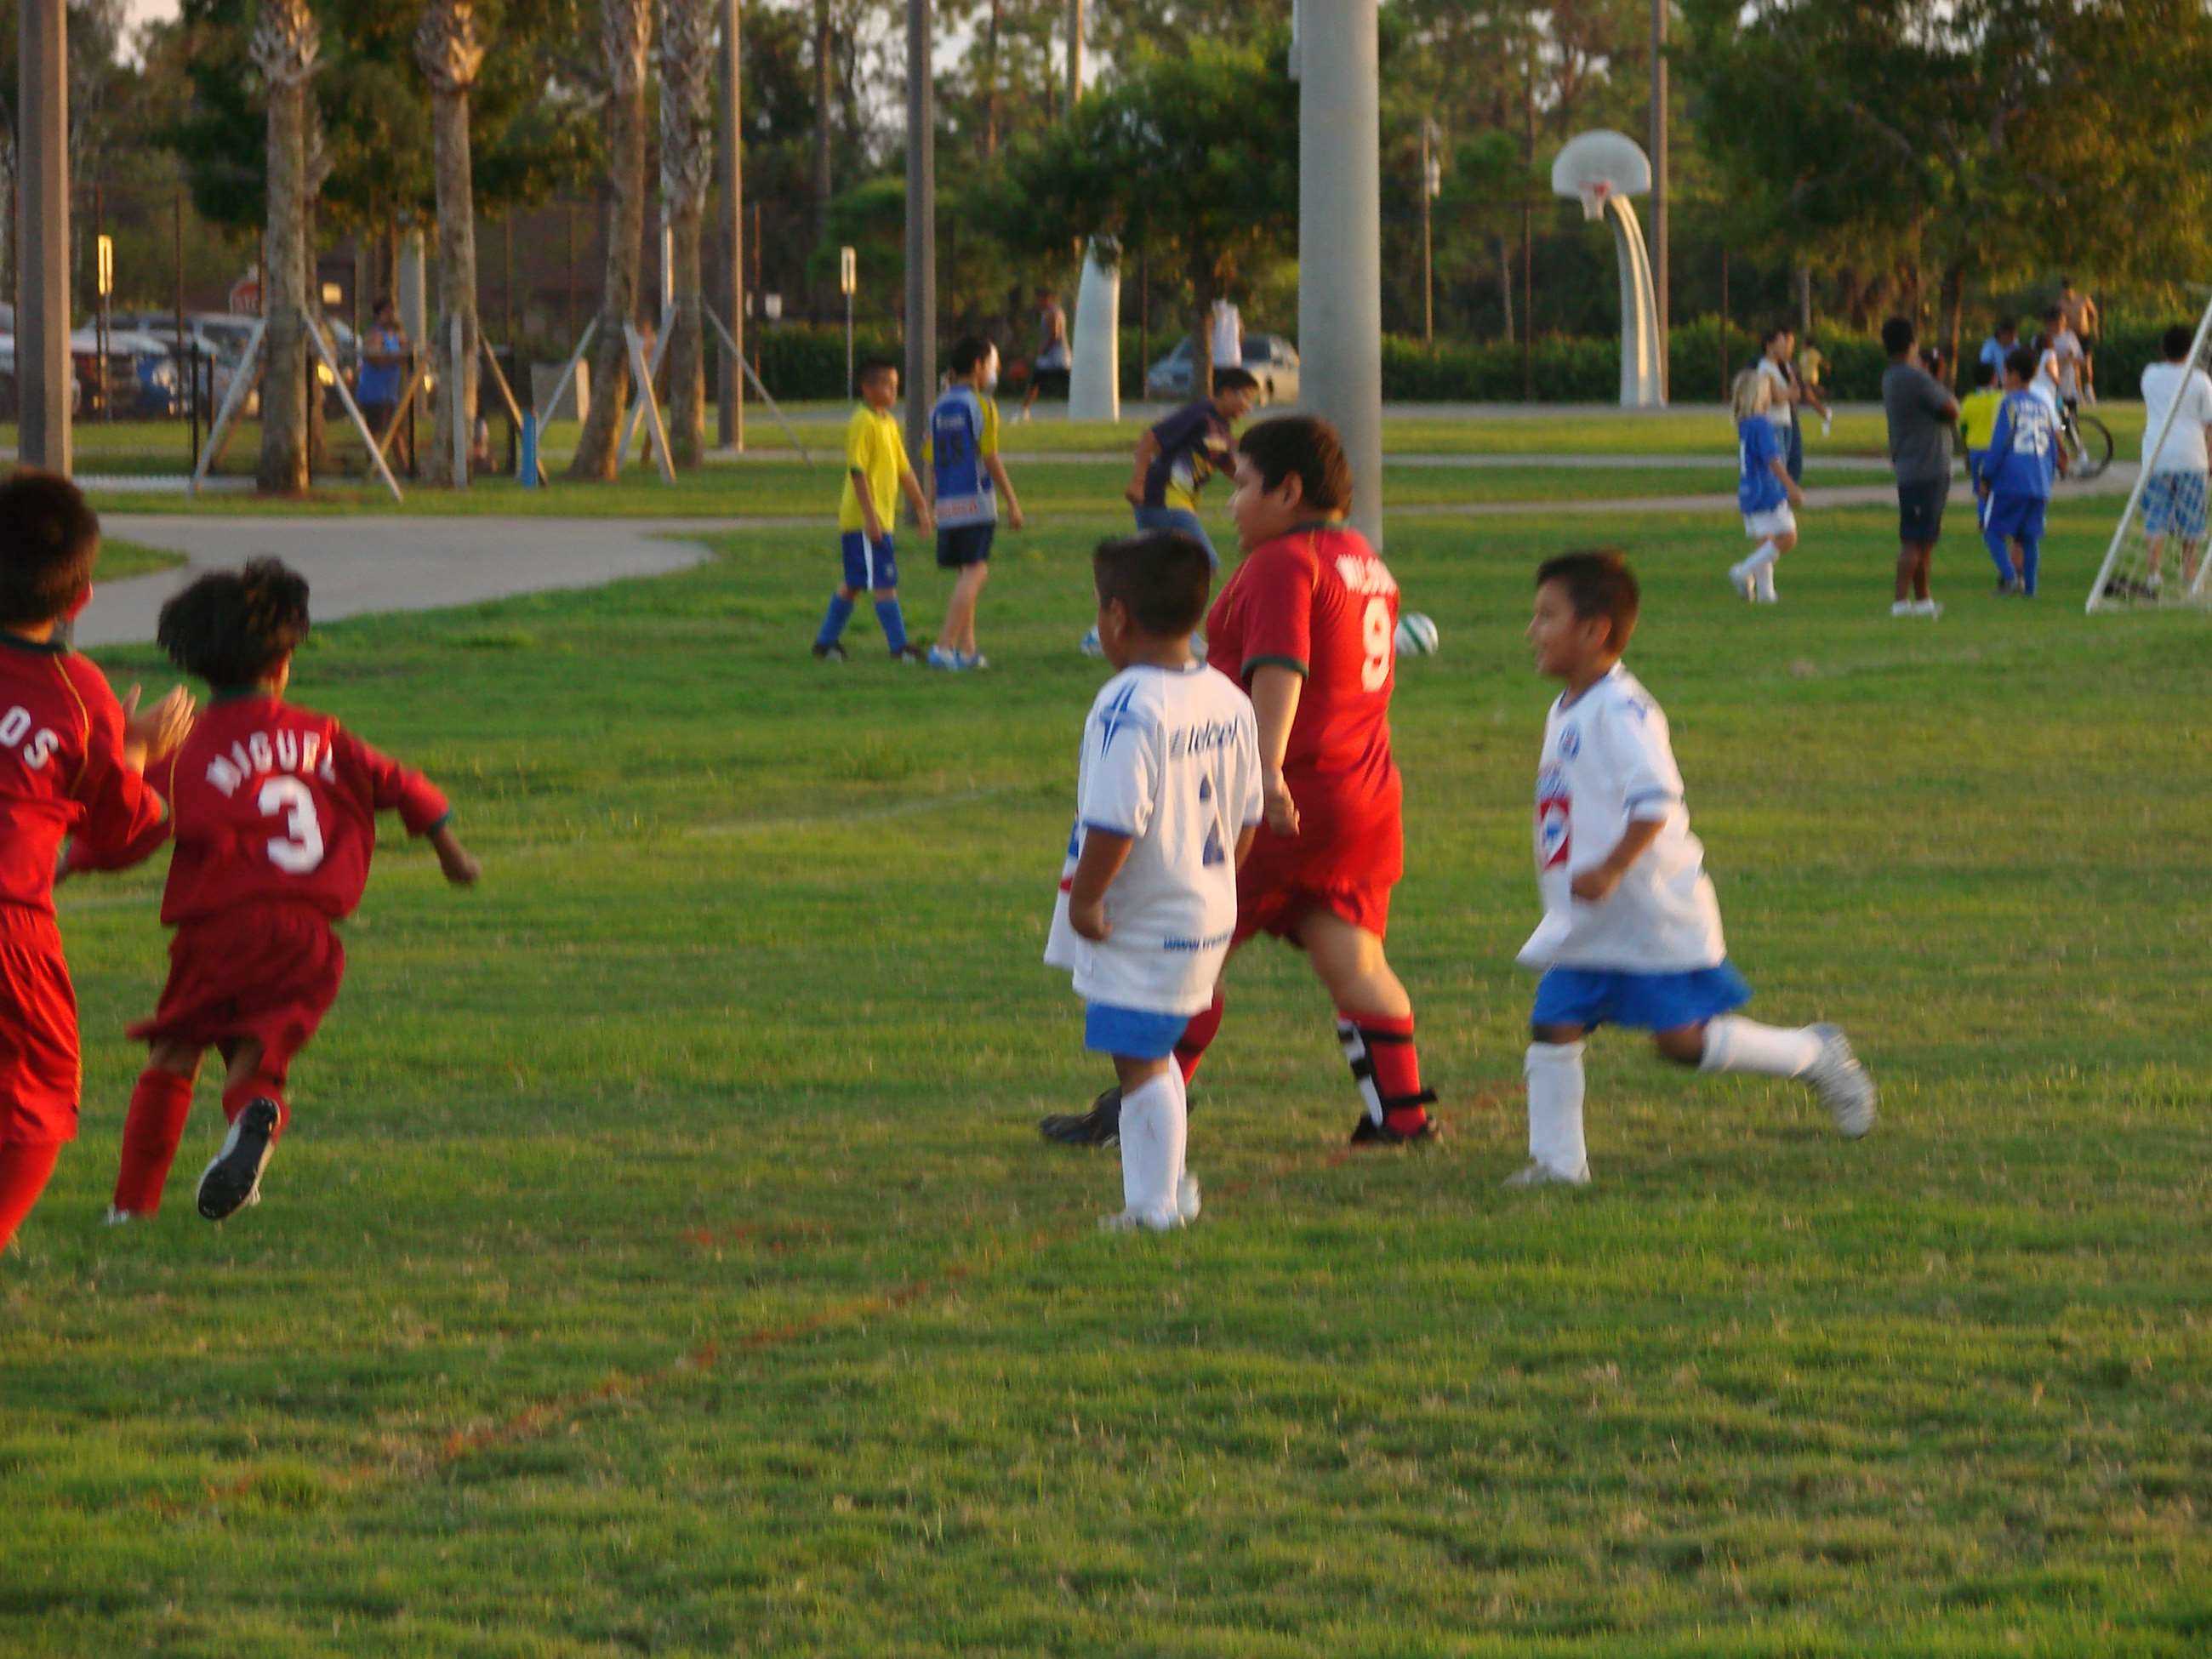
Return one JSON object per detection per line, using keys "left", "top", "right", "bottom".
{"left": 2140, "top": 322, "right": 2212, "bottom": 594}
{"left": 1752, "top": 322, "right": 1826, "bottom": 485}
{"left": 2057, "top": 277, "right": 2099, "bottom": 402}
{"left": 1880, "top": 315, "right": 1960, "bottom": 619}
{"left": 357, "top": 298, "right": 409, "bottom": 469}
{"left": 1019, "top": 288, "right": 1071, "bottom": 423}
{"left": 1978, "top": 317, "right": 2018, "bottom": 380}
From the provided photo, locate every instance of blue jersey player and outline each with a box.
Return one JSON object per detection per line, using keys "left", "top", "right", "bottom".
{"left": 1982, "top": 346, "right": 2068, "bottom": 596}
{"left": 921, "top": 336, "right": 1026, "bottom": 670}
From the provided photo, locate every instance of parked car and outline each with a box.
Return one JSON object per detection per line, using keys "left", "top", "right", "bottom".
{"left": 1143, "top": 333, "right": 1301, "bottom": 403}
{"left": 0, "top": 336, "right": 85, "bottom": 419}
{"left": 66, "top": 327, "right": 180, "bottom": 418}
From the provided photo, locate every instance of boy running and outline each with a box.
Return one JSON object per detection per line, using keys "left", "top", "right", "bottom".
{"left": 813, "top": 359, "right": 934, "bottom": 664}
{"left": 1981, "top": 346, "right": 2067, "bottom": 599}
{"left": 1046, "top": 532, "right": 1262, "bottom": 1230}
{"left": 923, "top": 336, "right": 1026, "bottom": 670}
{"left": 1045, "top": 416, "right": 1441, "bottom": 1150}
{"left": 97, "top": 560, "right": 480, "bottom": 1223}
{"left": 1123, "top": 368, "right": 1260, "bottom": 570}
{"left": 1511, "top": 550, "right": 1874, "bottom": 1188}
{"left": 1728, "top": 368, "right": 1803, "bottom": 603}
{"left": 0, "top": 472, "right": 193, "bottom": 1251}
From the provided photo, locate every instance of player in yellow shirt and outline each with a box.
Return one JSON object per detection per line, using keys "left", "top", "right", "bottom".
{"left": 814, "top": 359, "right": 935, "bottom": 662}
{"left": 1957, "top": 358, "right": 2013, "bottom": 592}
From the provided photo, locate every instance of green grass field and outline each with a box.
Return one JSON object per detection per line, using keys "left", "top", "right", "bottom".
{"left": 6, "top": 476, "right": 2210, "bottom": 1655}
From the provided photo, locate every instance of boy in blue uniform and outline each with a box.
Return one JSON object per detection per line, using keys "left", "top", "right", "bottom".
{"left": 1982, "top": 345, "right": 2067, "bottom": 598}
{"left": 813, "top": 359, "right": 934, "bottom": 663}
{"left": 923, "top": 336, "right": 1026, "bottom": 670}
{"left": 1727, "top": 368, "right": 1802, "bottom": 602}
{"left": 1957, "top": 360, "right": 2010, "bottom": 589}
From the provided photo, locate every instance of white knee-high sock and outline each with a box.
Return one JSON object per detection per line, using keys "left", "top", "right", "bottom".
{"left": 1524, "top": 1041, "right": 1589, "bottom": 1179}
{"left": 1118, "top": 1072, "right": 1184, "bottom": 1223}
{"left": 1756, "top": 562, "right": 1778, "bottom": 600}
{"left": 1699, "top": 1014, "right": 1821, "bottom": 1078}
{"left": 1742, "top": 539, "right": 1781, "bottom": 576}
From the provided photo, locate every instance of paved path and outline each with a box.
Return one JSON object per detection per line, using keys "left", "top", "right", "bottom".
{"left": 77, "top": 516, "right": 738, "bottom": 648}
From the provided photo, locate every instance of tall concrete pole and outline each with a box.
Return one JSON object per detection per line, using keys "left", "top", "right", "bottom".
{"left": 1297, "top": 0, "right": 1384, "bottom": 545}
{"left": 717, "top": 0, "right": 744, "bottom": 448}
{"left": 16, "top": 0, "right": 71, "bottom": 473}
{"left": 1066, "top": 0, "right": 1082, "bottom": 111}
{"left": 1650, "top": 0, "right": 1669, "bottom": 402}
{"left": 903, "top": 0, "right": 935, "bottom": 454}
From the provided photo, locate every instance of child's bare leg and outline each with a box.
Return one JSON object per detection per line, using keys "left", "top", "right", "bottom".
{"left": 112, "top": 1041, "right": 205, "bottom": 1217}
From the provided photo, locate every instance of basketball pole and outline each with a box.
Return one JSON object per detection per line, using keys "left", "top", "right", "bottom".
{"left": 1296, "top": 0, "right": 1385, "bottom": 547}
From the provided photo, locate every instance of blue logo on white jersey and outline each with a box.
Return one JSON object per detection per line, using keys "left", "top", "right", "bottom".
{"left": 1097, "top": 681, "right": 1142, "bottom": 755}
{"left": 1557, "top": 725, "right": 1581, "bottom": 760}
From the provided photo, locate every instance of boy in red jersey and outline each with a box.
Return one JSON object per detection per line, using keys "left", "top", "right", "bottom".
{"left": 0, "top": 471, "right": 194, "bottom": 1252}
{"left": 91, "top": 559, "right": 479, "bottom": 1223}
{"left": 1042, "top": 415, "right": 1439, "bottom": 1148}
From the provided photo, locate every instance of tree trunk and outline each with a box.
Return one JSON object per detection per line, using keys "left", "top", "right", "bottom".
{"left": 812, "top": 0, "right": 833, "bottom": 319}
{"left": 1495, "top": 234, "right": 1514, "bottom": 340}
{"left": 1941, "top": 259, "right": 1966, "bottom": 393}
{"left": 1190, "top": 276, "right": 1215, "bottom": 400}
{"left": 254, "top": 0, "right": 319, "bottom": 497}
{"left": 571, "top": 0, "right": 652, "bottom": 481}
{"left": 662, "top": 0, "right": 716, "bottom": 470}
{"left": 983, "top": 0, "right": 1001, "bottom": 159}
{"left": 304, "top": 192, "right": 329, "bottom": 474}
{"left": 418, "top": 0, "right": 487, "bottom": 487}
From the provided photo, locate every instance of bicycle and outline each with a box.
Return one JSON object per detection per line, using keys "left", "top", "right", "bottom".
{"left": 2058, "top": 401, "right": 2112, "bottom": 481}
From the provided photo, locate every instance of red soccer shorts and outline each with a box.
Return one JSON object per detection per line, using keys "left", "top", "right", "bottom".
{"left": 1232, "top": 809, "right": 1401, "bottom": 947}
{"left": 0, "top": 914, "right": 83, "bottom": 1145}
{"left": 128, "top": 900, "right": 345, "bottom": 1084}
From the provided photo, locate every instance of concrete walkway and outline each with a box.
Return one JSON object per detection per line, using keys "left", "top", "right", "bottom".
{"left": 77, "top": 516, "right": 740, "bottom": 648}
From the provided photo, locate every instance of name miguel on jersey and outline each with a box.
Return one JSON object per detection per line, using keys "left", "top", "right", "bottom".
{"left": 204, "top": 727, "right": 338, "bottom": 800}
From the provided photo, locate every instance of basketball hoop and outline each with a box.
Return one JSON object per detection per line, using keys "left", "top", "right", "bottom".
{"left": 1550, "top": 130, "right": 1663, "bottom": 408}
{"left": 1551, "top": 130, "right": 1651, "bottom": 222}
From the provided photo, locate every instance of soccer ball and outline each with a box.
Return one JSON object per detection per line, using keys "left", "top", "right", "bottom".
{"left": 1079, "top": 626, "right": 1104, "bottom": 658}
{"left": 1394, "top": 612, "right": 1439, "bottom": 658}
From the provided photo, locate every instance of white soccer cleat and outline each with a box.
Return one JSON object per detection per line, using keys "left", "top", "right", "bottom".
{"left": 1913, "top": 598, "right": 1942, "bottom": 618}
{"left": 1176, "top": 1173, "right": 1202, "bottom": 1224}
{"left": 1727, "top": 563, "right": 1755, "bottom": 601}
{"left": 1890, "top": 600, "right": 1917, "bottom": 618}
{"left": 1502, "top": 1159, "right": 1590, "bottom": 1190}
{"left": 103, "top": 1206, "right": 139, "bottom": 1227}
{"left": 1099, "top": 1205, "right": 1184, "bottom": 1234}
{"left": 1804, "top": 1023, "right": 1877, "bottom": 1139}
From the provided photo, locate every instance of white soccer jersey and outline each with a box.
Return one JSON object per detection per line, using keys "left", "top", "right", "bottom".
{"left": 1519, "top": 664, "right": 1727, "bottom": 973}
{"left": 1045, "top": 663, "right": 1264, "bottom": 1014}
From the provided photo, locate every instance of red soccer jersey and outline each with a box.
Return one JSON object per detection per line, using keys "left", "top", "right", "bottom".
{"left": 1205, "top": 523, "right": 1404, "bottom": 867}
{"left": 0, "top": 636, "right": 169, "bottom": 919}
{"left": 151, "top": 693, "right": 449, "bottom": 926}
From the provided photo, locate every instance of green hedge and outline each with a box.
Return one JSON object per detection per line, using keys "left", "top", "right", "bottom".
{"left": 751, "top": 323, "right": 906, "bottom": 401}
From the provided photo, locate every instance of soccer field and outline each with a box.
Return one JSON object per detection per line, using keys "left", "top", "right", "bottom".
{"left": 7, "top": 487, "right": 2211, "bottom": 1654}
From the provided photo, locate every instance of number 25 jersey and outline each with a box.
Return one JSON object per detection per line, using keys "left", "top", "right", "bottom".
{"left": 152, "top": 693, "right": 449, "bottom": 926}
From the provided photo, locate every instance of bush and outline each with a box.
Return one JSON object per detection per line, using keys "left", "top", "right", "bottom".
{"left": 750, "top": 323, "right": 904, "bottom": 402}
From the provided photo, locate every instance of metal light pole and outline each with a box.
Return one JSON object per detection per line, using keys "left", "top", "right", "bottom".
{"left": 1297, "top": 0, "right": 1385, "bottom": 545}
{"left": 16, "top": 0, "right": 71, "bottom": 472}
{"left": 1066, "top": 0, "right": 1082, "bottom": 111}
{"left": 717, "top": 0, "right": 744, "bottom": 449}
{"left": 903, "top": 0, "right": 935, "bottom": 455}
{"left": 1650, "top": 0, "right": 1669, "bottom": 401}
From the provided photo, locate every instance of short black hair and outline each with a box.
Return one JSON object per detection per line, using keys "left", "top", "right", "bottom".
{"left": 1994, "top": 317, "right": 2017, "bottom": 337}
{"left": 1763, "top": 321, "right": 1794, "bottom": 346}
{"left": 948, "top": 335, "right": 995, "bottom": 377}
{"left": 1093, "top": 532, "right": 1211, "bottom": 639}
{"left": 0, "top": 470, "right": 100, "bottom": 627}
{"left": 1211, "top": 367, "right": 1259, "bottom": 395}
{"left": 156, "top": 557, "right": 311, "bottom": 692}
{"left": 1973, "top": 357, "right": 1997, "bottom": 387}
{"left": 1881, "top": 316, "right": 1915, "bottom": 357}
{"left": 2004, "top": 345, "right": 2038, "bottom": 381}
{"left": 1536, "top": 549, "right": 1639, "bottom": 653}
{"left": 2043, "top": 305, "right": 2063, "bottom": 323}
{"left": 1236, "top": 414, "right": 1352, "bottom": 513}
{"left": 857, "top": 357, "right": 898, "bottom": 388}
{"left": 2164, "top": 324, "right": 2194, "bottom": 360}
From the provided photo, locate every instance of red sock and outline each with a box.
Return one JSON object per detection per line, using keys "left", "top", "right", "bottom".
{"left": 0, "top": 1139, "right": 65, "bottom": 1249}
{"left": 221, "top": 1075, "right": 291, "bottom": 1141}
{"left": 1174, "top": 991, "right": 1225, "bottom": 1086}
{"left": 1337, "top": 1012, "right": 1434, "bottom": 1132}
{"left": 111, "top": 1069, "right": 197, "bottom": 1216}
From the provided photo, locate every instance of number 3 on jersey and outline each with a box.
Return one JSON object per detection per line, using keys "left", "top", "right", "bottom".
{"left": 1360, "top": 596, "right": 1393, "bottom": 692}
{"left": 259, "top": 776, "right": 326, "bottom": 873}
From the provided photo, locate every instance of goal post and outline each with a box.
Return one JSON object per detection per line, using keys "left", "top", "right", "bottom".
{"left": 2086, "top": 293, "right": 2212, "bottom": 612}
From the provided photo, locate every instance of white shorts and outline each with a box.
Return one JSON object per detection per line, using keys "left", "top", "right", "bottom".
{"left": 1742, "top": 505, "right": 1797, "bottom": 540}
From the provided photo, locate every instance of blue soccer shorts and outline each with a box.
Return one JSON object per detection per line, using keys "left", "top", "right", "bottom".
{"left": 1084, "top": 1001, "right": 1189, "bottom": 1060}
{"left": 840, "top": 530, "right": 898, "bottom": 592}
{"left": 1531, "top": 963, "right": 1752, "bottom": 1033}
{"left": 1982, "top": 493, "right": 2048, "bottom": 544}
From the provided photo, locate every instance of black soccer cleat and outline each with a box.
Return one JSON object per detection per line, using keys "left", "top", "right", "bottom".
{"left": 1039, "top": 1085, "right": 1122, "bottom": 1147}
{"left": 1349, "top": 1090, "right": 1442, "bottom": 1148}
{"left": 812, "top": 640, "right": 847, "bottom": 662}
{"left": 197, "top": 1097, "right": 281, "bottom": 1221}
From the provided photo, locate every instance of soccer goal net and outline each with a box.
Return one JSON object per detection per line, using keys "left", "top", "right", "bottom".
{"left": 2087, "top": 295, "right": 2212, "bottom": 612}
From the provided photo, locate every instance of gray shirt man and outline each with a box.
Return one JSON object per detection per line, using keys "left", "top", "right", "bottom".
{"left": 1883, "top": 362, "right": 1956, "bottom": 485}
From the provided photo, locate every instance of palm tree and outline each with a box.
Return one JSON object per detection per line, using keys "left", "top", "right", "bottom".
{"left": 253, "top": 0, "right": 321, "bottom": 496}
{"left": 416, "top": 0, "right": 487, "bottom": 487}
{"left": 569, "top": 0, "right": 653, "bottom": 481}
{"left": 660, "top": 0, "right": 716, "bottom": 470}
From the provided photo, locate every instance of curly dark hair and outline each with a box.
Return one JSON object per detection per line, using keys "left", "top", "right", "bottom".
{"left": 0, "top": 470, "right": 100, "bottom": 627}
{"left": 156, "top": 558, "right": 312, "bottom": 691}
